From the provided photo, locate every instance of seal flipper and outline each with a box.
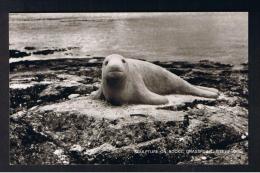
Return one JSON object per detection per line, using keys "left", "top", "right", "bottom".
{"left": 134, "top": 79, "right": 169, "bottom": 105}
{"left": 91, "top": 87, "right": 105, "bottom": 100}
{"left": 138, "top": 89, "right": 169, "bottom": 105}
{"left": 181, "top": 83, "right": 219, "bottom": 98}
{"left": 196, "top": 86, "right": 219, "bottom": 94}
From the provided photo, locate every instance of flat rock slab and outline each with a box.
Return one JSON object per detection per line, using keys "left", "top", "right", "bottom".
{"left": 37, "top": 94, "right": 214, "bottom": 121}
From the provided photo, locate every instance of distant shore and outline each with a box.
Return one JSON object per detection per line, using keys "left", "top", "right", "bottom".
{"left": 9, "top": 48, "right": 248, "bottom": 67}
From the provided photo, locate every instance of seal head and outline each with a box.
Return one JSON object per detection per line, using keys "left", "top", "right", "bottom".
{"left": 102, "top": 54, "right": 128, "bottom": 88}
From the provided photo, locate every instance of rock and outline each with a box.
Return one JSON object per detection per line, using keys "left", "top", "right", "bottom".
{"left": 9, "top": 58, "right": 248, "bottom": 164}
{"left": 38, "top": 82, "right": 82, "bottom": 101}
{"left": 9, "top": 83, "right": 47, "bottom": 113}
{"left": 67, "top": 46, "right": 79, "bottom": 50}
{"left": 201, "top": 156, "right": 207, "bottom": 160}
{"left": 10, "top": 83, "right": 35, "bottom": 90}
{"left": 84, "top": 143, "right": 116, "bottom": 156}
{"left": 10, "top": 110, "right": 27, "bottom": 121}
{"left": 196, "top": 104, "right": 204, "bottom": 109}
{"left": 68, "top": 94, "right": 80, "bottom": 99}
{"left": 37, "top": 95, "right": 202, "bottom": 121}
{"left": 88, "top": 59, "right": 98, "bottom": 63}
{"left": 33, "top": 48, "right": 67, "bottom": 55}
{"left": 10, "top": 93, "right": 247, "bottom": 164}
{"left": 75, "top": 84, "right": 96, "bottom": 94}
{"left": 24, "top": 46, "right": 36, "bottom": 50}
{"left": 33, "top": 50, "right": 55, "bottom": 55}
{"left": 241, "top": 134, "right": 247, "bottom": 140}
{"left": 10, "top": 49, "right": 31, "bottom": 58}
{"left": 70, "top": 145, "right": 84, "bottom": 153}
{"left": 53, "top": 149, "right": 70, "bottom": 165}
{"left": 54, "top": 149, "right": 64, "bottom": 155}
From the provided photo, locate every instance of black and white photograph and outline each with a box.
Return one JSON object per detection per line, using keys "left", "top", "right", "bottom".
{"left": 9, "top": 12, "right": 248, "bottom": 165}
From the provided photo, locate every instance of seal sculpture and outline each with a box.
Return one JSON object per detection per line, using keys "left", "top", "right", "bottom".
{"left": 93, "top": 54, "right": 219, "bottom": 105}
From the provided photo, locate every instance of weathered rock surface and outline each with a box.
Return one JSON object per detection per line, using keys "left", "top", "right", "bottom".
{"left": 10, "top": 57, "right": 248, "bottom": 165}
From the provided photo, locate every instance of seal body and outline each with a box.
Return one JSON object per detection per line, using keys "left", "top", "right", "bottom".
{"left": 93, "top": 54, "right": 219, "bottom": 105}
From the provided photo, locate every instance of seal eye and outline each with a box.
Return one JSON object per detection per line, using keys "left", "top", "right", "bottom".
{"left": 122, "top": 59, "right": 126, "bottom": 63}
{"left": 104, "top": 61, "right": 108, "bottom": 65}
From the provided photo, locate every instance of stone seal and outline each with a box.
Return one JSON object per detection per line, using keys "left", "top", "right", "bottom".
{"left": 93, "top": 54, "right": 219, "bottom": 105}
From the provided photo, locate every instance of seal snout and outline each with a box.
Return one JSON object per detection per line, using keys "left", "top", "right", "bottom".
{"left": 108, "top": 65, "right": 123, "bottom": 72}
{"left": 105, "top": 63, "right": 126, "bottom": 81}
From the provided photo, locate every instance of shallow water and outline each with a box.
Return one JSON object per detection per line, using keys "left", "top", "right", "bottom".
{"left": 9, "top": 12, "right": 248, "bottom": 64}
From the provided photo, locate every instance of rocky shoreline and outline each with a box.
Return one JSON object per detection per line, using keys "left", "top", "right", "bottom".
{"left": 10, "top": 56, "right": 248, "bottom": 165}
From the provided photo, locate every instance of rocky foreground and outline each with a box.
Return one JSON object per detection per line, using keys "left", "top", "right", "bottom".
{"left": 10, "top": 57, "right": 248, "bottom": 165}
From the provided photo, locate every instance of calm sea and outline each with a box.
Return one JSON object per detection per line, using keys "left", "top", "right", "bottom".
{"left": 9, "top": 12, "right": 248, "bottom": 64}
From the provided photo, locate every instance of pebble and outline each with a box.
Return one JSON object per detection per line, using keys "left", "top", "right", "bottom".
{"left": 68, "top": 94, "right": 80, "bottom": 99}
{"left": 178, "top": 137, "right": 185, "bottom": 142}
{"left": 88, "top": 59, "right": 98, "bottom": 63}
{"left": 241, "top": 134, "right": 247, "bottom": 140}
{"left": 70, "top": 144, "right": 83, "bottom": 152}
{"left": 62, "top": 160, "right": 70, "bottom": 165}
{"left": 196, "top": 104, "right": 204, "bottom": 109}
{"left": 54, "top": 149, "right": 63, "bottom": 155}
{"left": 201, "top": 156, "right": 207, "bottom": 160}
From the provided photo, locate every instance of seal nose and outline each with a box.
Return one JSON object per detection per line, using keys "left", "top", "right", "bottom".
{"left": 109, "top": 65, "right": 122, "bottom": 72}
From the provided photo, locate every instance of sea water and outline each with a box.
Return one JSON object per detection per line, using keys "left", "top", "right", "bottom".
{"left": 9, "top": 12, "right": 248, "bottom": 64}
